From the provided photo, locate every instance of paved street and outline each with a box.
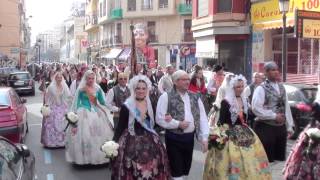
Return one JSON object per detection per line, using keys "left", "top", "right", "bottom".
{"left": 22, "top": 84, "right": 292, "bottom": 180}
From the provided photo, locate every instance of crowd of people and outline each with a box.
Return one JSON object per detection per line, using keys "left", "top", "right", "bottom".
{"left": 35, "top": 22, "right": 320, "bottom": 180}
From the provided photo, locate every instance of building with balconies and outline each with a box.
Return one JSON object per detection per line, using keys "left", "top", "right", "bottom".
{"left": 96, "top": 0, "right": 195, "bottom": 69}
{"left": 0, "top": 0, "right": 31, "bottom": 68}
{"left": 85, "top": 0, "right": 100, "bottom": 63}
{"left": 192, "top": 0, "right": 250, "bottom": 76}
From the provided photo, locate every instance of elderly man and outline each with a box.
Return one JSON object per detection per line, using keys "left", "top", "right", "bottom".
{"left": 244, "top": 72, "right": 265, "bottom": 128}
{"left": 252, "top": 62, "right": 293, "bottom": 163}
{"left": 156, "top": 70, "right": 209, "bottom": 180}
{"left": 105, "top": 73, "right": 130, "bottom": 129}
{"left": 158, "top": 64, "right": 175, "bottom": 93}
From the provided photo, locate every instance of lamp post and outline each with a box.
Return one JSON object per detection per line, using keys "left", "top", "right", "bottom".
{"left": 36, "top": 39, "right": 41, "bottom": 64}
{"left": 279, "top": 0, "right": 290, "bottom": 82}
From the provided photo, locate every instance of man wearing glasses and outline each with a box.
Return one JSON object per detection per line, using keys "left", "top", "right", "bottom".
{"left": 105, "top": 73, "right": 130, "bottom": 129}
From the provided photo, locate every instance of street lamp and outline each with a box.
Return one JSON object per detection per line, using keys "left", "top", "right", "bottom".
{"left": 279, "top": 0, "right": 290, "bottom": 82}
{"left": 36, "top": 39, "right": 41, "bottom": 64}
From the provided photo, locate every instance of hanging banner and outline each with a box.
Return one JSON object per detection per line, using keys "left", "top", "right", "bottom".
{"left": 295, "top": 9, "right": 320, "bottom": 38}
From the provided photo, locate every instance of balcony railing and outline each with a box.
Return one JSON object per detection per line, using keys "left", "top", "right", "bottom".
{"left": 142, "top": 4, "right": 153, "bottom": 10}
{"left": 111, "top": 8, "right": 123, "bottom": 20}
{"left": 182, "top": 32, "right": 194, "bottom": 42}
{"left": 148, "top": 34, "right": 158, "bottom": 43}
{"left": 114, "top": 35, "right": 122, "bottom": 44}
{"left": 177, "top": 3, "right": 192, "bottom": 15}
{"left": 159, "top": 2, "right": 168, "bottom": 8}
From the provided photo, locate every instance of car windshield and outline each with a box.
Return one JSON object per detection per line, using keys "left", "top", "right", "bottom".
{"left": 285, "top": 85, "right": 309, "bottom": 103}
{"left": 0, "top": 92, "right": 10, "bottom": 106}
{"left": 9, "top": 73, "right": 30, "bottom": 80}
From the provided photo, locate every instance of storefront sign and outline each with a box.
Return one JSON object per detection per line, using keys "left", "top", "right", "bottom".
{"left": 295, "top": 9, "right": 320, "bottom": 38}
{"left": 252, "top": 0, "right": 320, "bottom": 28}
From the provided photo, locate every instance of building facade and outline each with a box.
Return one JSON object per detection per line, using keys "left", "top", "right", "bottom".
{"left": 0, "top": 0, "right": 31, "bottom": 68}
{"left": 36, "top": 28, "right": 61, "bottom": 62}
{"left": 251, "top": 0, "right": 320, "bottom": 84}
{"left": 86, "top": 0, "right": 195, "bottom": 70}
{"left": 192, "top": 0, "right": 250, "bottom": 76}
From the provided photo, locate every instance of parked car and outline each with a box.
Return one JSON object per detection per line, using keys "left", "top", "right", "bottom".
{"left": 0, "top": 87, "right": 28, "bottom": 143}
{"left": 0, "top": 67, "right": 19, "bottom": 85}
{"left": 284, "top": 83, "right": 318, "bottom": 139}
{"left": 7, "top": 72, "right": 35, "bottom": 96}
{"left": 0, "top": 136, "right": 35, "bottom": 180}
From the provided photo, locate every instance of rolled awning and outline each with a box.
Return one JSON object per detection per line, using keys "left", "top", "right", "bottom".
{"left": 102, "top": 48, "right": 122, "bottom": 59}
{"left": 253, "top": 18, "right": 295, "bottom": 30}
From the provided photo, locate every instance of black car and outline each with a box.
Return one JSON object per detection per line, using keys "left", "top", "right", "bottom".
{"left": 0, "top": 137, "right": 35, "bottom": 180}
{"left": 7, "top": 72, "right": 35, "bottom": 96}
{"left": 284, "top": 84, "right": 318, "bottom": 139}
{"left": 0, "top": 67, "right": 19, "bottom": 85}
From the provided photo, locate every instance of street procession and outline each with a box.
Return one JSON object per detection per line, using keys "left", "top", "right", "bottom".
{"left": 2, "top": 0, "right": 320, "bottom": 180}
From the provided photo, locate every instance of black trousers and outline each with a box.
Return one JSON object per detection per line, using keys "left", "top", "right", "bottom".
{"left": 254, "top": 122, "right": 287, "bottom": 162}
{"left": 165, "top": 132, "right": 194, "bottom": 177}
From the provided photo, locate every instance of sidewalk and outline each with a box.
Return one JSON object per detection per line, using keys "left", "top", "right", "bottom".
{"left": 270, "top": 140, "right": 295, "bottom": 180}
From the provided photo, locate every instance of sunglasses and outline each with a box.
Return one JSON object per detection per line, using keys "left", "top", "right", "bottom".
{"left": 119, "top": 78, "right": 127, "bottom": 80}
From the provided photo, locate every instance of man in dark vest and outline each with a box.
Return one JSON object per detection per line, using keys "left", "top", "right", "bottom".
{"left": 105, "top": 73, "right": 130, "bottom": 129}
{"left": 252, "top": 62, "right": 293, "bottom": 163}
{"left": 156, "top": 70, "right": 209, "bottom": 180}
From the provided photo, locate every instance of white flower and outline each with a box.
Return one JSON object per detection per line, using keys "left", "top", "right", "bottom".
{"left": 306, "top": 128, "right": 320, "bottom": 139}
{"left": 101, "top": 141, "right": 120, "bottom": 158}
{"left": 41, "top": 105, "right": 51, "bottom": 117}
{"left": 66, "top": 112, "right": 78, "bottom": 123}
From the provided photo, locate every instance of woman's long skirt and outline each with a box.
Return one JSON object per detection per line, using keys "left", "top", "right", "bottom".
{"left": 203, "top": 125, "right": 271, "bottom": 180}
{"left": 41, "top": 103, "right": 68, "bottom": 148}
{"left": 65, "top": 107, "right": 114, "bottom": 165}
{"left": 111, "top": 130, "right": 171, "bottom": 180}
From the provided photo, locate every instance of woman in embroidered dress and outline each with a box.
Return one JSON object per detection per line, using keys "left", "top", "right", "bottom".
{"left": 41, "top": 71, "right": 71, "bottom": 148}
{"left": 65, "top": 70, "right": 114, "bottom": 165}
{"left": 283, "top": 98, "right": 320, "bottom": 179}
{"left": 203, "top": 74, "right": 271, "bottom": 180}
{"left": 111, "top": 75, "right": 171, "bottom": 179}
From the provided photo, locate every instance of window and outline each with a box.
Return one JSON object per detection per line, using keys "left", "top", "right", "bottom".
{"left": 217, "top": 0, "right": 232, "bottom": 13}
{"left": 103, "top": 0, "right": 106, "bottom": 16}
{"left": 0, "top": 92, "right": 9, "bottom": 106}
{"left": 128, "top": 0, "right": 136, "bottom": 11}
{"left": 147, "top": 21, "right": 157, "bottom": 42}
{"left": 159, "top": 0, "right": 168, "bottom": 8}
{"left": 197, "top": 0, "right": 208, "bottom": 17}
{"left": 115, "top": 23, "right": 122, "bottom": 43}
{"left": 142, "top": 0, "right": 153, "bottom": 10}
{"left": 99, "top": 2, "right": 103, "bottom": 17}
{"left": 183, "top": 20, "right": 193, "bottom": 41}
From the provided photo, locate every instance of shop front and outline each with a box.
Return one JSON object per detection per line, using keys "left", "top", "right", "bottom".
{"left": 251, "top": 0, "right": 320, "bottom": 84}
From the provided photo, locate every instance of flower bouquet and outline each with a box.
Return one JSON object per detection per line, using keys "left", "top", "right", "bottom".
{"left": 208, "top": 124, "right": 229, "bottom": 150}
{"left": 304, "top": 128, "right": 320, "bottom": 159}
{"left": 40, "top": 105, "right": 51, "bottom": 117}
{"left": 64, "top": 112, "right": 79, "bottom": 131}
{"left": 101, "top": 141, "right": 120, "bottom": 159}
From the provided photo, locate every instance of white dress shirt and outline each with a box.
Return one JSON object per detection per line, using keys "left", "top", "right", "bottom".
{"left": 105, "top": 86, "right": 128, "bottom": 112}
{"left": 252, "top": 82, "right": 293, "bottom": 131}
{"left": 156, "top": 92, "right": 209, "bottom": 141}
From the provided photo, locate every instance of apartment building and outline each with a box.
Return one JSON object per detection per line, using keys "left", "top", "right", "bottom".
{"left": 36, "top": 28, "right": 61, "bottom": 62}
{"left": 87, "top": 0, "right": 195, "bottom": 69}
{"left": 192, "top": 0, "right": 250, "bottom": 76}
{"left": 85, "top": 0, "right": 100, "bottom": 63}
{"left": 0, "top": 0, "right": 31, "bottom": 68}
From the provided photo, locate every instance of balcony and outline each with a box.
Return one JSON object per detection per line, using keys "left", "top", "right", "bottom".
{"left": 111, "top": 8, "right": 123, "bottom": 20}
{"left": 85, "top": 12, "right": 98, "bottom": 31}
{"left": 148, "top": 34, "right": 158, "bottom": 43}
{"left": 142, "top": 4, "right": 153, "bottom": 10}
{"left": 114, "top": 35, "right": 122, "bottom": 44}
{"left": 182, "top": 32, "right": 194, "bottom": 42}
{"left": 177, "top": 3, "right": 192, "bottom": 15}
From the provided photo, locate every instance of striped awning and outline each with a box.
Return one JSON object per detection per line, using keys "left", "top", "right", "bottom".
{"left": 118, "top": 48, "right": 131, "bottom": 60}
{"left": 253, "top": 18, "right": 295, "bottom": 30}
